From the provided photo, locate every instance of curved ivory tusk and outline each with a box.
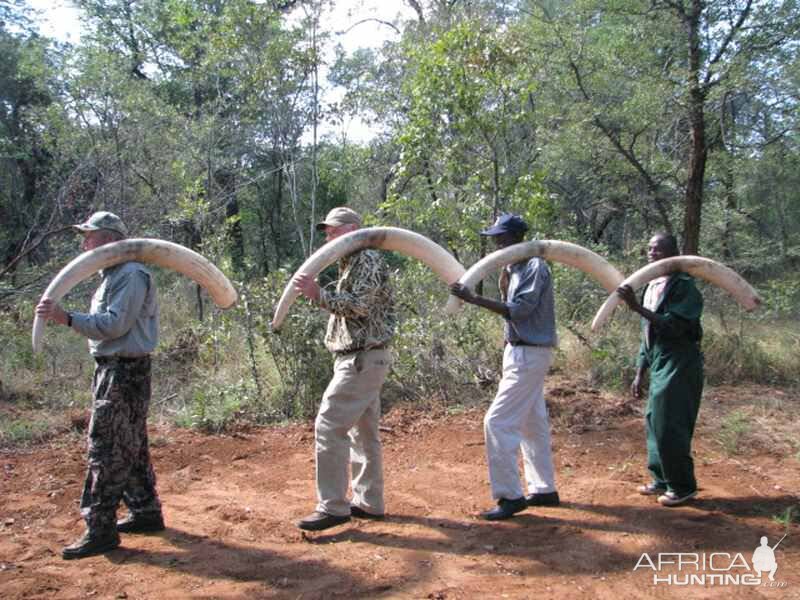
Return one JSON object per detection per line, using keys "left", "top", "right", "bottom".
{"left": 32, "top": 238, "right": 238, "bottom": 352}
{"left": 591, "top": 255, "right": 761, "bottom": 331}
{"left": 271, "top": 227, "right": 465, "bottom": 331}
{"left": 444, "top": 240, "right": 625, "bottom": 314}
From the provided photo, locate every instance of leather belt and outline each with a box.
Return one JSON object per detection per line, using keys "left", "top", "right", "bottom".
{"left": 336, "top": 344, "right": 387, "bottom": 356}
{"left": 95, "top": 355, "right": 149, "bottom": 364}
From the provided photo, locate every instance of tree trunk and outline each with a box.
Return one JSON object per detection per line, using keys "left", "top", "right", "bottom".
{"left": 270, "top": 161, "right": 284, "bottom": 264}
{"left": 217, "top": 169, "right": 244, "bottom": 273}
{"left": 308, "top": 8, "right": 319, "bottom": 255}
{"left": 226, "top": 195, "right": 244, "bottom": 273}
{"left": 721, "top": 156, "right": 736, "bottom": 261}
{"left": 682, "top": 0, "right": 707, "bottom": 255}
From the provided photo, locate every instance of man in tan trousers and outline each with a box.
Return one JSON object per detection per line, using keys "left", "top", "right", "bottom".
{"left": 292, "top": 207, "right": 397, "bottom": 531}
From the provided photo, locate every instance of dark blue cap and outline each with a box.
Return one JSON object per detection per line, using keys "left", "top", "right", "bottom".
{"left": 480, "top": 213, "right": 529, "bottom": 236}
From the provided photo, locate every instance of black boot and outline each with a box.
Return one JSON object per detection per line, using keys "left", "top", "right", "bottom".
{"left": 116, "top": 512, "right": 165, "bottom": 534}
{"left": 62, "top": 530, "right": 120, "bottom": 560}
{"left": 296, "top": 511, "right": 350, "bottom": 531}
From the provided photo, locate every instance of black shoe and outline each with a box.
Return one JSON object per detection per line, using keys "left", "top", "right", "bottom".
{"left": 480, "top": 497, "right": 528, "bottom": 521}
{"left": 62, "top": 531, "right": 120, "bottom": 560}
{"left": 525, "top": 491, "right": 560, "bottom": 507}
{"left": 117, "top": 512, "right": 165, "bottom": 534}
{"left": 350, "top": 505, "right": 384, "bottom": 520}
{"left": 296, "top": 511, "right": 350, "bottom": 531}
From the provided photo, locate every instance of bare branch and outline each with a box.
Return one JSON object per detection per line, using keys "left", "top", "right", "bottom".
{"left": 704, "top": 0, "right": 753, "bottom": 88}
{"left": 338, "top": 18, "right": 401, "bottom": 36}
{"left": 0, "top": 226, "right": 75, "bottom": 281}
{"left": 405, "top": 0, "right": 425, "bottom": 24}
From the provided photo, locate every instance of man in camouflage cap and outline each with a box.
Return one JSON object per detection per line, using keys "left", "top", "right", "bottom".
{"left": 292, "top": 206, "right": 397, "bottom": 530}
{"left": 72, "top": 210, "right": 129, "bottom": 237}
{"left": 36, "top": 211, "right": 165, "bottom": 559}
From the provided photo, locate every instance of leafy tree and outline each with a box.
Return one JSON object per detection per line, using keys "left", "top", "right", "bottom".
{"left": 381, "top": 19, "right": 553, "bottom": 264}
{"left": 0, "top": 15, "right": 58, "bottom": 277}
{"left": 71, "top": 0, "right": 325, "bottom": 275}
{"left": 518, "top": 0, "right": 800, "bottom": 254}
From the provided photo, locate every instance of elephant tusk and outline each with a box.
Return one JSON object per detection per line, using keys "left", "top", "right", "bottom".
{"left": 271, "top": 227, "right": 465, "bottom": 331}
{"left": 591, "top": 255, "right": 761, "bottom": 331}
{"left": 445, "top": 240, "right": 624, "bottom": 314}
{"left": 33, "top": 238, "right": 237, "bottom": 352}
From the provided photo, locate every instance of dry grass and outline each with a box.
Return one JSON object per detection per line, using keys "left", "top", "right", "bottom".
{"left": 2, "top": 276, "right": 799, "bottom": 451}
{"left": 698, "top": 384, "right": 800, "bottom": 457}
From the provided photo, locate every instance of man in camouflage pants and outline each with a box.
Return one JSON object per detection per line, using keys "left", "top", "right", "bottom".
{"left": 292, "top": 207, "right": 397, "bottom": 531}
{"left": 36, "top": 211, "right": 165, "bottom": 559}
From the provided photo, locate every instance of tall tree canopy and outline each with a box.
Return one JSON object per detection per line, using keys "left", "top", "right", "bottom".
{"left": 1, "top": 0, "right": 798, "bottom": 285}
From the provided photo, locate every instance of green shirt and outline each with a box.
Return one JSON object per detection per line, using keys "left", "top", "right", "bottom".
{"left": 637, "top": 272, "right": 703, "bottom": 371}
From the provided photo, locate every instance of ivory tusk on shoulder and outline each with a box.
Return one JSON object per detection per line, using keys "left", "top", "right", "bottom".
{"left": 591, "top": 255, "right": 761, "bottom": 331}
{"left": 271, "top": 227, "right": 465, "bottom": 331}
{"left": 32, "top": 239, "right": 237, "bottom": 352}
{"left": 444, "top": 240, "right": 624, "bottom": 314}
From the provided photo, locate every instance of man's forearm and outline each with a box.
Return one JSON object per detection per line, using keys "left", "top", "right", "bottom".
{"left": 630, "top": 303, "right": 659, "bottom": 323}
{"left": 465, "top": 295, "right": 510, "bottom": 318}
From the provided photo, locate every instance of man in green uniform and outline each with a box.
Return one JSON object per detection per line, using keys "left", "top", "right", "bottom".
{"left": 616, "top": 233, "right": 704, "bottom": 507}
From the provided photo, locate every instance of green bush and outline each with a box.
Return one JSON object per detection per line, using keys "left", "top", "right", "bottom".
{"left": 555, "top": 317, "right": 640, "bottom": 390}
{"left": 245, "top": 272, "right": 333, "bottom": 420}
{"left": 717, "top": 409, "right": 751, "bottom": 455}
{"left": 3, "top": 243, "right": 798, "bottom": 440}
{"left": 391, "top": 262, "right": 500, "bottom": 406}
{"left": 0, "top": 416, "right": 60, "bottom": 447}
{"left": 173, "top": 379, "right": 249, "bottom": 433}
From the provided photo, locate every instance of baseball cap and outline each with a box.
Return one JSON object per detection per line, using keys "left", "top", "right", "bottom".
{"left": 315, "top": 207, "right": 363, "bottom": 231}
{"left": 72, "top": 211, "right": 128, "bottom": 237}
{"left": 480, "top": 213, "right": 529, "bottom": 236}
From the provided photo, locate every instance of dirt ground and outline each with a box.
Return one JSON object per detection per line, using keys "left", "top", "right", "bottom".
{"left": 1, "top": 380, "right": 798, "bottom": 599}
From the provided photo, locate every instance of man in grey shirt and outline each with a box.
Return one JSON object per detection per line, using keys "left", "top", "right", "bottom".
{"left": 35, "top": 211, "right": 165, "bottom": 559}
{"left": 450, "top": 213, "right": 559, "bottom": 520}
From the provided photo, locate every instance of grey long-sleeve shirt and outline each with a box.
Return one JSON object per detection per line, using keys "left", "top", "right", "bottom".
{"left": 503, "top": 257, "right": 557, "bottom": 347}
{"left": 70, "top": 261, "right": 159, "bottom": 357}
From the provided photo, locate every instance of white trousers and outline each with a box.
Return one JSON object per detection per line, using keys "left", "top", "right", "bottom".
{"left": 315, "top": 348, "right": 391, "bottom": 517}
{"left": 484, "top": 344, "right": 556, "bottom": 500}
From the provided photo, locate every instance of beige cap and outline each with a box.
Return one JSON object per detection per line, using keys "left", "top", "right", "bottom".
{"left": 72, "top": 211, "right": 128, "bottom": 237}
{"left": 315, "top": 207, "right": 362, "bottom": 231}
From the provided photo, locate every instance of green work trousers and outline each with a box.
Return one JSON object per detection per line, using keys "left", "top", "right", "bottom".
{"left": 645, "top": 348, "right": 703, "bottom": 494}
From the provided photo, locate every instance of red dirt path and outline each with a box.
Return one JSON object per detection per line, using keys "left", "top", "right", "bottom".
{"left": 1, "top": 382, "right": 798, "bottom": 599}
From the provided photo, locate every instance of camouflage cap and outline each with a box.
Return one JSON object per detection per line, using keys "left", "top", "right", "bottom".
{"left": 72, "top": 211, "right": 128, "bottom": 237}
{"left": 315, "top": 207, "right": 362, "bottom": 231}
